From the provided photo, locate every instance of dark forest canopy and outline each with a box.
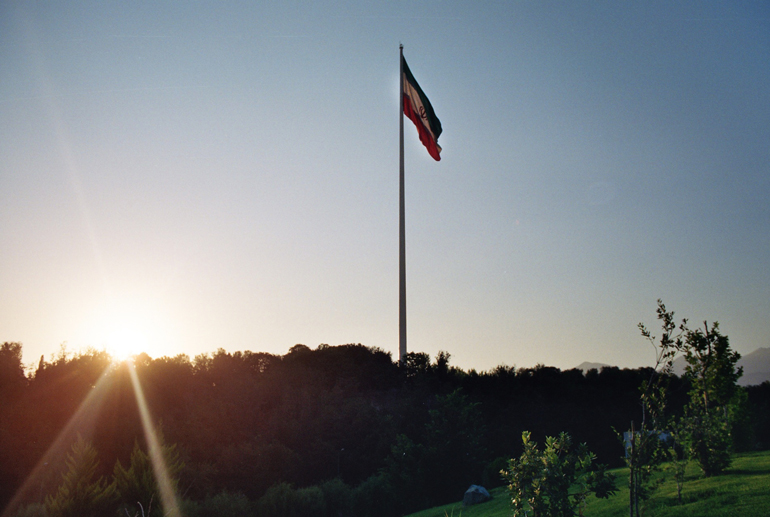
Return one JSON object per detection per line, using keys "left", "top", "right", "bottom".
{"left": 1, "top": 341, "right": 768, "bottom": 516}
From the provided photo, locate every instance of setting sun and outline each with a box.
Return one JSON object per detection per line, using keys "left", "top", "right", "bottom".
{"left": 106, "top": 325, "right": 150, "bottom": 362}
{"left": 83, "top": 298, "right": 169, "bottom": 361}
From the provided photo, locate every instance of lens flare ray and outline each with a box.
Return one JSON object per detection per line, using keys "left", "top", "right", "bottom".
{"left": 127, "top": 363, "right": 183, "bottom": 517}
{"left": 1, "top": 366, "right": 114, "bottom": 517}
{"left": 4, "top": 361, "right": 185, "bottom": 517}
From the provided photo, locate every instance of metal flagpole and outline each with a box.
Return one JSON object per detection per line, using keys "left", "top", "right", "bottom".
{"left": 399, "top": 44, "right": 407, "bottom": 365}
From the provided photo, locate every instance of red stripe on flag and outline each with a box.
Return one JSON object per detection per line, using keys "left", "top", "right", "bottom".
{"left": 403, "top": 93, "right": 441, "bottom": 161}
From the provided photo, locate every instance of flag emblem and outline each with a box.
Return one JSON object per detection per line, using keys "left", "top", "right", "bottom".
{"left": 402, "top": 57, "right": 442, "bottom": 161}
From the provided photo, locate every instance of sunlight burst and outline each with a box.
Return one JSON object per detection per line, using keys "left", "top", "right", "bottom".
{"left": 127, "top": 363, "right": 183, "bottom": 517}
{"left": 86, "top": 299, "right": 166, "bottom": 361}
{"left": 106, "top": 325, "right": 149, "bottom": 362}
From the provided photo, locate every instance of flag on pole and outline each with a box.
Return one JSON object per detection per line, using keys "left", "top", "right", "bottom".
{"left": 402, "top": 56, "right": 443, "bottom": 161}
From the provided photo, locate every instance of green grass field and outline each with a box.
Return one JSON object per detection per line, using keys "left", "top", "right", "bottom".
{"left": 406, "top": 450, "right": 770, "bottom": 517}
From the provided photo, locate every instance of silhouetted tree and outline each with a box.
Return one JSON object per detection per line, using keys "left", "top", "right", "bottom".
{"left": 0, "top": 338, "right": 764, "bottom": 516}
{"left": 680, "top": 320, "right": 743, "bottom": 476}
{"left": 45, "top": 436, "right": 116, "bottom": 517}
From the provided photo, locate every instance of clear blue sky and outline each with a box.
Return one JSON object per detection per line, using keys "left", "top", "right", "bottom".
{"left": 1, "top": 1, "right": 768, "bottom": 371}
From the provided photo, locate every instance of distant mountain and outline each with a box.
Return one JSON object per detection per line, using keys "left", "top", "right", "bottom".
{"left": 671, "top": 347, "right": 770, "bottom": 386}
{"left": 738, "top": 347, "right": 770, "bottom": 386}
{"left": 575, "top": 361, "right": 611, "bottom": 372}
{"left": 575, "top": 348, "right": 770, "bottom": 386}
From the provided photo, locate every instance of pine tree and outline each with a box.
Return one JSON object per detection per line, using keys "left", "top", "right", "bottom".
{"left": 114, "top": 438, "right": 184, "bottom": 517}
{"left": 45, "top": 436, "right": 116, "bottom": 517}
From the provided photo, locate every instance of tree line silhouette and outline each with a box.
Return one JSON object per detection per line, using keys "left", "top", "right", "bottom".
{"left": 1, "top": 341, "right": 768, "bottom": 516}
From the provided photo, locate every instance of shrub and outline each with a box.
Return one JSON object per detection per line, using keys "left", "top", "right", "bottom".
{"left": 318, "top": 478, "right": 353, "bottom": 517}
{"left": 502, "top": 431, "right": 616, "bottom": 517}
{"left": 198, "top": 491, "right": 253, "bottom": 517}
{"left": 11, "top": 503, "right": 48, "bottom": 517}
{"left": 258, "top": 483, "right": 294, "bottom": 517}
{"left": 351, "top": 473, "right": 396, "bottom": 517}
{"left": 292, "top": 486, "right": 326, "bottom": 517}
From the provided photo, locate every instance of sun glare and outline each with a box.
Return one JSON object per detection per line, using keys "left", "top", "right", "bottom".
{"left": 106, "top": 325, "right": 150, "bottom": 362}
{"left": 86, "top": 299, "right": 163, "bottom": 362}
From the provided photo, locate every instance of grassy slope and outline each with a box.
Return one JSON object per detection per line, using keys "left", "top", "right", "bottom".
{"left": 406, "top": 450, "right": 770, "bottom": 517}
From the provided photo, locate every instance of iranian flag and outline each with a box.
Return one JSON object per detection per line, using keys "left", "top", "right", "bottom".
{"left": 402, "top": 56, "right": 442, "bottom": 161}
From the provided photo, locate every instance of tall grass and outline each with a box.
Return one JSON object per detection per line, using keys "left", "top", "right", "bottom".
{"left": 406, "top": 451, "right": 770, "bottom": 517}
